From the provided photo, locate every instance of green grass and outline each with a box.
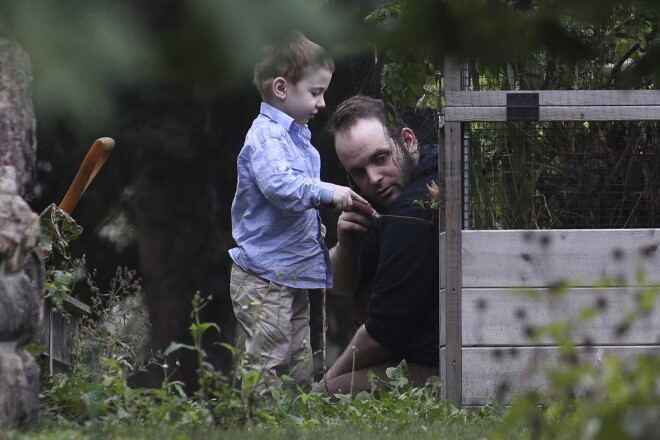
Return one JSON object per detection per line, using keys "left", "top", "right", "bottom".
{"left": 5, "top": 419, "right": 497, "bottom": 440}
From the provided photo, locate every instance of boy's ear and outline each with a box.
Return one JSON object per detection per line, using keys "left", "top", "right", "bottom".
{"left": 272, "top": 77, "right": 287, "bottom": 100}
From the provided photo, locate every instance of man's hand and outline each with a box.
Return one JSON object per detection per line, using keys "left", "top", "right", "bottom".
{"left": 328, "top": 208, "right": 371, "bottom": 296}
{"left": 336, "top": 209, "right": 371, "bottom": 250}
{"left": 328, "top": 187, "right": 370, "bottom": 296}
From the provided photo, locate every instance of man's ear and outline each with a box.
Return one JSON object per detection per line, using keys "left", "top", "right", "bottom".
{"left": 401, "top": 127, "right": 418, "bottom": 153}
{"left": 272, "top": 77, "right": 287, "bottom": 100}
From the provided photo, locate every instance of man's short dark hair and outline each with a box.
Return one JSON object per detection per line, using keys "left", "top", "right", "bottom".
{"left": 327, "top": 95, "right": 405, "bottom": 145}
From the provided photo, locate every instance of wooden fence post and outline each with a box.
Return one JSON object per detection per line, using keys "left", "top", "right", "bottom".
{"left": 439, "top": 56, "right": 463, "bottom": 405}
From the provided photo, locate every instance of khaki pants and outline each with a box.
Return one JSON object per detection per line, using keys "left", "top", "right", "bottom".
{"left": 230, "top": 263, "right": 312, "bottom": 396}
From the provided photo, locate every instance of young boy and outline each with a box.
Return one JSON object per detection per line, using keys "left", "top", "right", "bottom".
{"left": 229, "top": 31, "right": 360, "bottom": 396}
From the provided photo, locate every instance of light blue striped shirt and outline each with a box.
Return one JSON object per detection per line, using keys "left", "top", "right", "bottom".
{"left": 229, "top": 103, "right": 335, "bottom": 289}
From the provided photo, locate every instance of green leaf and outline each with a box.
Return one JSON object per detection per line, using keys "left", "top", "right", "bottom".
{"left": 164, "top": 342, "right": 196, "bottom": 356}
{"left": 241, "top": 369, "right": 261, "bottom": 398}
{"left": 189, "top": 322, "right": 220, "bottom": 338}
{"left": 24, "top": 343, "right": 47, "bottom": 356}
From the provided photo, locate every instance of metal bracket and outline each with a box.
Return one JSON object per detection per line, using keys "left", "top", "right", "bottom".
{"left": 506, "top": 92, "right": 539, "bottom": 121}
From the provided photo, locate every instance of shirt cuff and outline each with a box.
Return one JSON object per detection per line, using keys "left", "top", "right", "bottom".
{"left": 319, "top": 182, "right": 335, "bottom": 205}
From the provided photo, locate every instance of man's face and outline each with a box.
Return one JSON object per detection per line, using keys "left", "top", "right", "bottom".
{"left": 281, "top": 66, "right": 332, "bottom": 125}
{"left": 335, "top": 118, "right": 417, "bottom": 207}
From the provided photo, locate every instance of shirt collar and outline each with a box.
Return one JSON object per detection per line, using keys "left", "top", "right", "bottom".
{"left": 260, "top": 102, "right": 296, "bottom": 130}
{"left": 260, "top": 102, "right": 311, "bottom": 141}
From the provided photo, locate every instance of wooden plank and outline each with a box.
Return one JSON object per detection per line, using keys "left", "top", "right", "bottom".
{"left": 446, "top": 105, "right": 660, "bottom": 121}
{"left": 439, "top": 233, "right": 446, "bottom": 346}
{"left": 541, "top": 106, "right": 660, "bottom": 121}
{"left": 439, "top": 233, "right": 446, "bottom": 291}
{"left": 62, "top": 295, "right": 91, "bottom": 315}
{"left": 462, "top": 345, "right": 660, "bottom": 406}
{"left": 439, "top": 56, "right": 463, "bottom": 405}
{"left": 442, "top": 121, "right": 463, "bottom": 404}
{"left": 446, "top": 90, "right": 660, "bottom": 107}
{"left": 463, "top": 287, "right": 660, "bottom": 346}
{"left": 462, "top": 229, "right": 660, "bottom": 288}
{"left": 445, "top": 107, "right": 507, "bottom": 121}
{"left": 34, "top": 297, "right": 91, "bottom": 375}
{"left": 443, "top": 58, "right": 463, "bottom": 91}
{"left": 50, "top": 310, "right": 78, "bottom": 366}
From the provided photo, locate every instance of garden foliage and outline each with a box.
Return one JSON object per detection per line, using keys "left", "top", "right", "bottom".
{"left": 370, "top": 0, "right": 660, "bottom": 230}
{"left": 25, "top": 256, "right": 660, "bottom": 440}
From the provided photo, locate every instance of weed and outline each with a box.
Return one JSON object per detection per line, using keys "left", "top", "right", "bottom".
{"left": 32, "top": 278, "right": 498, "bottom": 436}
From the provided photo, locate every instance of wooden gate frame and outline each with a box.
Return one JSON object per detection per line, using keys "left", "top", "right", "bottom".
{"left": 439, "top": 57, "right": 660, "bottom": 405}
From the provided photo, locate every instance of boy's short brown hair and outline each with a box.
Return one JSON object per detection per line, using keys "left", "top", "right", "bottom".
{"left": 253, "top": 31, "right": 335, "bottom": 100}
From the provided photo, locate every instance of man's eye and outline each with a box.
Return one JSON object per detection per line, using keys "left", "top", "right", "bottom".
{"left": 351, "top": 169, "right": 365, "bottom": 179}
{"left": 374, "top": 154, "right": 388, "bottom": 164}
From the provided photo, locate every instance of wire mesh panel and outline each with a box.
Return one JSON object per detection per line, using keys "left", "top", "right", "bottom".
{"left": 456, "top": 8, "right": 660, "bottom": 231}
{"left": 466, "top": 120, "right": 660, "bottom": 230}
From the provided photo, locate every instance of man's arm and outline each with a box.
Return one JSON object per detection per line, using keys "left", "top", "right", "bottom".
{"left": 328, "top": 241, "right": 361, "bottom": 296}
{"left": 324, "top": 324, "right": 393, "bottom": 379}
{"left": 329, "top": 210, "right": 371, "bottom": 296}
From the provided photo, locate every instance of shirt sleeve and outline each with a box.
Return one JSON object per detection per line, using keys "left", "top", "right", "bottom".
{"left": 248, "top": 124, "right": 333, "bottom": 211}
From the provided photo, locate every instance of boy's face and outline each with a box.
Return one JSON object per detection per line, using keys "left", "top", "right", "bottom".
{"left": 281, "top": 66, "right": 332, "bottom": 125}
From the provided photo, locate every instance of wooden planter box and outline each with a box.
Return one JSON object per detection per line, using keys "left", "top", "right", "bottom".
{"left": 34, "top": 296, "right": 91, "bottom": 375}
{"left": 439, "top": 228, "right": 660, "bottom": 406}
{"left": 440, "top": 58, "right": 660, "bottom": 406}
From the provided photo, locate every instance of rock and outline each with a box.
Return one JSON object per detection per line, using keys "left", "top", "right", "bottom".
{"left": 0, "top": 38, "right": 42, "bottom": 427}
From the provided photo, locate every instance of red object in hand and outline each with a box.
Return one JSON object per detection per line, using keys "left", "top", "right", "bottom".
{"left": 320, "top": 199, "right": 433, "bottom": 226}
{"left": 351, "top": 199, "right": 377, "bottom": 218}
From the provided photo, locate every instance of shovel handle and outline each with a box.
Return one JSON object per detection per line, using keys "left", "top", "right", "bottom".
{"left": 58, "top": 137, "right": 115, "bottom": 214}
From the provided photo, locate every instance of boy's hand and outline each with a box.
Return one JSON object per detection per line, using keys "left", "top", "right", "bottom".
{"left": 331, "top": 185, "right": 365, "bottom": 211}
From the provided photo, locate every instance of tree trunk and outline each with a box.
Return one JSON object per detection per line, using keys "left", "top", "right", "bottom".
{"left": 132, "top": 149, "right": 237, "bottom": 389}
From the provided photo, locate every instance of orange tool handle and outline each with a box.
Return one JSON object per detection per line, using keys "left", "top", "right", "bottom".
{"left": 58, "top": 137, "right": 115, "bottom": 214}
